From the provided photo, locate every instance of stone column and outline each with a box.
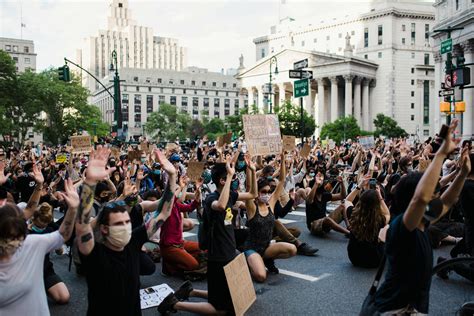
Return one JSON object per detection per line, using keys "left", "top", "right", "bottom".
{"left": 304, "top": 82, "right": 313, "bottom": 115}
{"left": 343, "top": 75, "right": 354, "bottom": 117}
{"left": 247, "top": 87, "right": 255, "bottom": 108}
{"left": 461, "top": 39, "right": 474, "bottom": 136}
{"left": 317, "top": 78, "right": 326, "bottom": 135}
{"left": 353, "top": 77, "right": 362, "bottom": 125}
{"left": 278, "top": 83, "right": 286, "bottom": 105}
{"left": 362, "top": 79, "right": 370, "bottom": 130}
{"left": 257, "top": 86, "right": 265, "bottom": 112}
{"left": 329, "top": 76, "right": 339, "bottom": 122}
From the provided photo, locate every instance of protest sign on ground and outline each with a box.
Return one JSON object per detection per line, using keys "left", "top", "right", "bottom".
{"left": 139, "top": 284, "right": 174, "bottom": 310}
{"left": 224, "top": 253, "right": 256, "bottom": 316}
{"left": 243, "top": 114, "right": 282, "bottom": 156}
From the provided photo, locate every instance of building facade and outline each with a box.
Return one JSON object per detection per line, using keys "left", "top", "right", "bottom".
{"left": 246, "top": 0, "right": 436, "bottom": 137}
{"left": 91, "top": 67, "right": 246, "bottom": 138}
{"left": 76, "top": 0, "right": 187, "bottom": 92}
{"left": 0, "top": 37, "right": 36, "bottom": 72}
{"left": 432, "top": 0, "right": 473, "bottom": 137}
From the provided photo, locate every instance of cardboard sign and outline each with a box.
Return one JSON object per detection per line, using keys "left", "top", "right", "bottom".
{"left": 329, "top": 139, "right": 336, "bottom": 150}
{"left": 300, "top": 143, "right": 311, "bottom": 159}
{"left": 217, "top": 132, "right": 233, "bottom": 148}
{"left": 165, "top": 143, "right": 180, "bottom": 153}
{"left": 321, "top": 139, "right": 328, "bottom": 147}
{"left": 359, "top": 136, "right": 375, "bottom": 150}
{"left": 282, "top": 135, "right": 296, "bottom": 152}
{"left": 56, "top": 154, "right": 67, "bottom": 164}
{"left": 110, "top": 147, "right": 120, "bottom": 159}
{"left": 71, "top": 136, "right": 91, "bottom": 153}
{"left": 128, "top": 150, "right": 142, "bottom": 162}
{"left": 139, "top": 283, "right": 174, "bottom": 310}
{"left": 187, "top": 161, "right": 205, "bottom": 182}
{"left": 224, "top": 253, "right": 256, "bottom": 316}
{"left": 242, "top": 114, "right": 282, "bottom": 156}
{"left": 140, "top": 142, "right": 150, "bottom": 153}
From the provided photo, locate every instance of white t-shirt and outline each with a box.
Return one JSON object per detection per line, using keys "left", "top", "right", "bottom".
{"left": 0, "top": 231, "right": 64, "bottom": 316}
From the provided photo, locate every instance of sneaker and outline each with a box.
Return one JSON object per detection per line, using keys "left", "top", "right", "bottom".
{"left": 436, "top": 256, "right": 449, "bottom": 280}
{"left": 297, "top": 243, "right": 319, "bottom": 256}
{"left": 264, "top": 259, "right": 279, "bottom": 274}
{"left": 174, "top": 281, "right": 193, "bottom": 301}
{"left": 157, "top": 293, "right": 178, "bottom": 315}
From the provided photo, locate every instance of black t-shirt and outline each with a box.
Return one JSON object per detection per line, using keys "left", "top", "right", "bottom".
{"left": 204, "top": 190, "right": 238, "bottom": 262}
{"left": 305, "top": 192, "right": 332, "bottom": 229}
{"left": 16, "top": 174, "right": 36, "bottom": 202}
{"left": 130, "top": 204, "right": 144, "bottom": 229}
{"left": 80, "top": 226, "right": 148, "bottom": 316}
{"left": 374, "top": 214, "right": 433, "bottom": 313}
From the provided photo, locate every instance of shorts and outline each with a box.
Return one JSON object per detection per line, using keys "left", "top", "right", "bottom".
{"left": 310, "top": 206, "right": 344, "bottom": 236}
{"left": 44, "top": 269, "right": 63, "bottom": 290}
{"left": 207, "top": 260, "right": 235, "bottom": 315}
{"left": 244, "top": 249, "right": 257, "bottom": 257}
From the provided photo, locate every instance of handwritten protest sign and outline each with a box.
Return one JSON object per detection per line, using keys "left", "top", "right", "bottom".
{"left": 217, "top": 132, "right": 233, "bottom": 148}
{"left": 359, "top": 136, "right": 375, "bottom": 150}
{"left": 128, "top": 150, "right": 142, "bottom": 162}
{"left": 300, "top": 143, "right": 311, "bottom": 159}
{"left": 139, "top": 283, "right": 174, "bottom": 310}
{"left": 71, "top": 136, "right": 91, "bottom": 153}
{"left": 140, "top": 142, "right": 150, "bottom": 153}
{"left": 328, "top": 139, "right": 336, "bottom": 150}
{"left": 243, "top": 114, "right": 282, "bottom": 156}
{"left": 224, "top": 253, "right": 256, "bottom": 316}
{"left": 282, "top": 135, "right": 296, "bottom": 152}
{"left": 110, "top": 147, "right": 120, "bottom": 159}
{"left": 165, "top": 143, "right": 180, "bottom": 153}
{"left": 55, "top": 154, "right": 67, "bottom": 164}
{"left": 187, "top": 161, "right": 205, "bottom": 182}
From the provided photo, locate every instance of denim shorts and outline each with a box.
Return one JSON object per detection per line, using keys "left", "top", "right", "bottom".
{"left": 244, "top": 249, "right": 257, "bottom": 257}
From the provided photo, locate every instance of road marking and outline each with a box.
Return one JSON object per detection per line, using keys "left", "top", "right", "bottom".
{"left": 279, "top": 269, "right": 331, "bottom": 282}
{"left": 189, "top": 218, "right": 200, "bottom": 225}
{"left": 183, "top": 232, "right": 196, "bottom": 239}
{"left": 278, "top": 219, "right": 297, "bottom": 224}
{"left": 291, "top": 211, "right": 306, "bottom": 217}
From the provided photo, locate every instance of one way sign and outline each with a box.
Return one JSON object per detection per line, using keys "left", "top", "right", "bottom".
{"left": 293, "top": 59, "right": 308, "bottom": 70}
{"left": 289, "top": 70, "right": 313, "bottom": 80}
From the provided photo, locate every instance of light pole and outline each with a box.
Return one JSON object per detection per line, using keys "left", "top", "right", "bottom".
{"left": 109, "top": 50, "right": 122, "bottom": 138}
{"left": 268, "top": 56, "right": 279, "bottom": 114}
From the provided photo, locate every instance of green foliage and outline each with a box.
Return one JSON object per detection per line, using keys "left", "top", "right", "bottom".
{"left": 225, "top": 105, "right": 259, "bottom": 137}
{"left": 373, "top": 113, "right": 407, "bottom": 138}
{"left": 320, "top": 116, "right": 364, "bottom": 144}
{"left": 189, "top": 119, "right": 205, "bottom": 140}
{"left": 145, "top": 103, "right": 191, "bottom": 141}
{"left": 274, "top": 100, "right": 316, "bottom": 138}
{"left": 204, "top": 117, "right": 226, "bottom": 135}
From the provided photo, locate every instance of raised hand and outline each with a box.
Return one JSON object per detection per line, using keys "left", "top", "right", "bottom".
{"left": 85, "top": 146, "right": 115, "bottom": 185}
{"left": 58, "top": 178, "right": 80, "bottom": 209}
{"left": 244, "top": 153, "right": 256, "bottom": 171}
{"left": 0, "top": 161, "right": 11, "bottom": 185}
{"left": 136, "top": 169, "right": 145, "bottom": 181}
{"left": 315, "top": 173, "right": 324, "bottom": 185}
{"left": 154, "top": 149, "right": 176, "bottom": 175}
{"left": 32, "top": 161, "right": 44, "bottom": 185}
{"left": 438, "top": 119, "right": 460, "bottom": 156}
{"left": 226, "top": 155, "right": 235, "bottom": 177}
{"left": 460, "top": 146, "right": 471, "bottom": 175}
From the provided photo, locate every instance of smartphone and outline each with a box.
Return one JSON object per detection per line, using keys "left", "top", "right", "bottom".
{"left": 439, "top": 124, "right": 449, "bottom": 140}
{"left": 144, "top": 287, "right": 155, "bottom": 294}
{"left": 369, "top": 178, "right": 377, "bottom": 190}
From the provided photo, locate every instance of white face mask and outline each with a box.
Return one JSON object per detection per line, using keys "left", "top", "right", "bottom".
{"left": 106, "top": 223, "right": 132, "bottom": 249}
{"left": 258, "top": 193, "right": 271, "bottom": 204}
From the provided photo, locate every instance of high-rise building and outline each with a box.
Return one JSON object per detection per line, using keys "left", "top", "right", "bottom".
{"left": 76, "top": 0, "right": 187, "bottom": 92}
{"left": 0, "top": 37, "right": 36, "bottom": 73}
{"left": 239, "top": 0, "right": 437, "bottom": 137}
{"left": 432, "top": 0, "right": 473, "bottom": 137}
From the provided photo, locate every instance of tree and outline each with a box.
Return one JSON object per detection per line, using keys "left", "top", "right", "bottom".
{"left": 204, "top": 117, "right": 226, "bottom": 141}
{"left": 320, "top": 116, "right": 365, "bottom": 144}
{"left": 145, "top": 103, "right": 191, "bottom": 141}
{"left": 373, "top": 113, "right": 407, "bottom": 138}
{"left": 225, "top": 104, "right": 259, "bottom": 137}
{"left": 274, "top": 100, "right": 316, "bottom": 138}
{"left": 189, "top": 118, "right": 205, "bottom": 140}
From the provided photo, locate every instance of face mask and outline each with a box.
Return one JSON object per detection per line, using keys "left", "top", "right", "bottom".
{"left": 153, "top": 170, "right": 161, "bottom": 175}
{"left": 258, "top": 193, "right": 271, "bottom": 204}
{"left": 231, "top": 179, "right": 239, "bottom": 191}
{"left": 266, "top": 176, "right": 273, "bottom": 181}
{"left": 309, "top": 172, "right": 315, "bottom": 177}
{"left": 31, "top": 225, "right": 46, "bottom": 233}
{"left": 99, "top": 194, "right": 111, "bottom": 203}
{"left": 0, "top": 238, "right": 24, "bottom": 257}
{"left": 106, "top": 223, "right": 132, "bottom": 249}
{"left": 406, "top": 166, "right": 413, "bottom": 172}
{"left": 140, "top": 158, "right": 146, "bottom": 163}
{"left": 202, "top": 170, "right": 212, "bottom": 184}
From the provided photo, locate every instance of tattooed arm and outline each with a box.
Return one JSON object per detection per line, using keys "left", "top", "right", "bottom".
{"left": 57, "top": 179, "right": 79, "bottom": 241}
{"left": 23, "top": 162, "right": 44, "bottom": 220}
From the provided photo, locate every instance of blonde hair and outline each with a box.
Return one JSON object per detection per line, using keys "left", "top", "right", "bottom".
{"left": 32, "top": 202, "right": 53, "bottom": 227}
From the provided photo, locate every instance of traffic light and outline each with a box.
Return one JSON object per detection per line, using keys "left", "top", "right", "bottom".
{"left": 58, "top": 65, "right": 71, "bottom": 82}
{"left": 452, "top": 67, "right": 471, "bottom": 87}
{"left": 456, "top": 55, "right": 465, "bottom": 67}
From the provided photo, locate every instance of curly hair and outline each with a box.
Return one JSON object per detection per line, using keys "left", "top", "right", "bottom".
{"left": 349, "top": 190, "right": 386, "bottom": 242}
{"left": 32, "top": 202, "right": 53, "bottom": 227}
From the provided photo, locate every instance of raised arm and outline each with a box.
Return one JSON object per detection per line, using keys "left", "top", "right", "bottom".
{"left": 269, "top": 152, "right": 286, "bottom": 210}
{"left": 212, "top": 159, "right": 234, "bottom": 211}
{"left": 23, "top": 162, "right": 44, "bottom": 220}
{"left": 57, "top": 179, "right": 80, "bottom": 241}
{"left": 331, "top": 176, "right": 346, "bottom": 201}
{"left": 243, "top": 154, "right": 257, "bottom": 218}
{"left": 306, "top": 173, "right": 323, "bottom": 204}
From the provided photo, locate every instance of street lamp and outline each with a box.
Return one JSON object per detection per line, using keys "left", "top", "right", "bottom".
{"left": 109, "top": 50, "right": 122, "bottom": 138}
{"left": 268, "top": 56, "right": 279, "bottom": 114}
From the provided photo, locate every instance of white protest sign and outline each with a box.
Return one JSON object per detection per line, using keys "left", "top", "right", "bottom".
{"left": 359, "top": 136, "right": 375, "bottom": 150}
{"left": 140, "top": 283, "right": 174, "bottom": 310}
{"left": 243, "top": 114, "right": 282, "bottom": 156}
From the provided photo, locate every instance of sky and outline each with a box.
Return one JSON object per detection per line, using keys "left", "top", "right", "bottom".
{"left": 0, "top": 0, "right": 431, "bottom": 72}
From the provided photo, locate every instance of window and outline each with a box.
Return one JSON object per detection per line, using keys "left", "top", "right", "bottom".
{"left": 261, "top": 48, "right": 266, "bottom": 59}
{"left": 411, "top": 115, "right": 415, "bottom": 121}
{"left": 214, "top": 110, "right": 220, "bottom": 117}
{"left": 134, "top": 94, "right": 141, "bottom": 104}
{"left": 169, "top": 79, "right": 174, "bottom": 85}
{"left": 159, "top": 95, "right": 165, "bottom": 104}
{"left": 194, "top": 90, "right": 197, "bottom": 95}
{"left": 180, "top": 80, "right": 185, "bottom": 85}
{"left": 423, "top": 130, "right": 429, "bottom": 136}
{"left": 411, "top": 103, "right": 415, "bottom": 109}
{"left": 411, "top": 79, "right": 415, "bottom": 85}
{"left": 24, "top": 46, "right": 29, "bottom": 53}
{"left": 378, "top": 25, "right": 383, "bottom": 45}
{"left": 136, "top": 86, "right": 139, "bottom": 92}
{"left": 13, "top": 57, "right": 18, "bottom": 63}
{"left": 456, "top": 0, "right": 459, "bottom": 10}
{"left": 148, "top": 87, "right": 152, "bottom": 92}
{"left": 402, "top": 24, "right": 406, "bottom": 32}
{"left": 12, "top": 45, "right": 18, "bottom": 52}
{"left": 212, "top": 82, "right": 216, "bottom": 87}
{"left": 233, "top": 83, "right": 237, "bottom": 88}
{"left": 183, "top": 89, "right": 187, "bottom": 94}
{"left": 214, "top": 98, "right": 220, "bottom": 107}
{"left": 118, "top": 2, "right": 123, "bottom": 7}
{"left": 158, "top": 78, "right": 162, "bottom": 83}
{"left": 122, "top": 94, "right": 129, "bottom": 103}
{"left": 411, "top": 23, "right": 416, "bottom": 45}
{"left": 5, "top": 45, "right": 11, "bottom": 51}
{"left": 122, "top": 108, "right": 129, "bottom": 122}
{"left": 364, "top": 28, "right": 369, "bottom": 48}
{"left": 134, "top": 104, "right": 141, "bottom": 113}
{"left": 193, "top": 97, "right": 198, "bottom": 108}
{"left": 181, "top": 96, "right": 188, "bottom": 106}
{"left": 224, "top": 99, "right": 230, "bottom": 108}
{"left": 234, "top": 99, "right": 239, "bottom": 108}
{"left": 423, "top": 80, "right": 430, "bottom": 124}
{"left": 378, "top": 52, "right": 382, "bottom": 58}
{"left": 402, "top": 38, "right": 406, "bottom": 45}
{"left": 225, "top": 109, "right": 230, "bottom": 115}
{"left": 424, "top": 53, "right": 429, "bottom": 65}
{"left": 134, "top": 114, "right": 141, "bottom": 122}
{"left": 203, "top": 98, "right": 209, "bottom": 107}
{"left": 364, "top": 54, "right": 368, "bottom": 59}
{"left": 411, "top": 68, "right": 415, "bottom": 74}
{"left": 411, "top": 52, "right": 415, "bottom": 59}
{"left": 216, "top": 91, "right": 219, "bottom": 96}
{"left": 202, "top": 81, "right": 206, "bottom": 86}
{"left": 301, "top": 41, "right": 305, "bottom": 47}
{"left": 170, "top": 96, "right": 176, "bottom": 105}
{"left": 191, "top": 80, "right": 196, "bottom": 86}
{"left": 205, "top": 90, "right": 208, "bottom": 95}
{"left": 146, "top": 95, "right": 153, "bottom": 113}
{"left": 425, "top": 24, "right": 430, "bottom": 42}
{"left": 223, "top": 83, "right": 227, "bottom": 88}
{"left": 133, "top": 76, "right": 138, "bottom": 82}
{"left": 411, "top": 91, "right": 415, "bottom": 97}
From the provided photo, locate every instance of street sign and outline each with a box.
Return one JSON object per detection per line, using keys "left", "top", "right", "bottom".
{"left": 441, "top": 38, "right": 452, "bottom": 54}
{"left": 445, "top": 74, "right": 452, "bottom": 89}
{"left": 293, "top": 59, "right": 308, "bottom": 70}
{"left": 438, "top": 89, "right": 454, "bottom": 97}
{"left": 294, "top": 79, "right": 309, "bottom": 98}
{"left": 441, "top": 83, "right": 446, "bottom": 89}
{"left": 289, "top": 70, "right": 313, "bottom": 79}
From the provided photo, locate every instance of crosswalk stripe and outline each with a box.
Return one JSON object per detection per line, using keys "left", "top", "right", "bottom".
{"left": 183, "top": 232, "right": 196, "bottom": 238}
{"left": 279, "top": 270, "right": 331, "bottom": 282}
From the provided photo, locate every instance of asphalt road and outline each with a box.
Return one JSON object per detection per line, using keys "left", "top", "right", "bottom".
{"left": 49, "top": 207, "right": 473, "bottom": 316}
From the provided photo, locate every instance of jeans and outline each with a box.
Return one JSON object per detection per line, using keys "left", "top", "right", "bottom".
{"left": 161, "top": 240, "right": 201, "bottom": 274}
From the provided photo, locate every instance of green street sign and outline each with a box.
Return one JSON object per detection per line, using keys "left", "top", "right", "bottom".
{"left": 441, "top": 38, "right": 452, "bottom": 54}
{"left": 294, "top": 79, "right": 309, "bottom": 98}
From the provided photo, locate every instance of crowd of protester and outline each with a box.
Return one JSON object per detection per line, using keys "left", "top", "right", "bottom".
{"left": 0, "top": 118, "right": 473, "bottom": 316}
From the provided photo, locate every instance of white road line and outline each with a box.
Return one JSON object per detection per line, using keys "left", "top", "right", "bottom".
{"left": 183, "top": 232, "right": 196, "bottom": 238}
{"left": 189, "top": 218, "right": 200, "bottom": 225}
{"left": 278, "top": 219, "right": 297, "bottom": 224}
{"left": 290, "top": 211, "right": 306, "bottom": 217}
{"left": 279, "top": 270, "right": 331, "bottom": 282}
